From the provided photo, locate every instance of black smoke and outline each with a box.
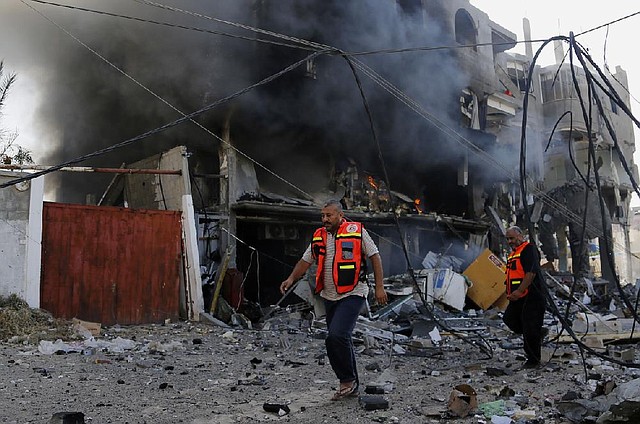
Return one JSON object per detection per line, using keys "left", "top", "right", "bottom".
{"left": 5, "top": 0, "right": 480, "bottom": 206}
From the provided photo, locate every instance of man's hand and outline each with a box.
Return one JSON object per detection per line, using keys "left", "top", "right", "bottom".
{"left": 507, "top": 289, "right": 524, "bottom": 301}
{"left": 374, "top": 285, "right": 388, "bottom": 305}
{"left": 280, "top": 278, "right": 294, "bottom": 295}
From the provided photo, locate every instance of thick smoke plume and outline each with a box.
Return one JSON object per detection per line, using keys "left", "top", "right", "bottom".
{"left": 3, "top": 0, "right": 479, "bottom": 204}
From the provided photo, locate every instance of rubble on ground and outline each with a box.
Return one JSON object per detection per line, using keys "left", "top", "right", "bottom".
{"left": 0, "top": 294, "right": 74, "bottom": 344}
{"left": 1, "top": 249, "right": 639, "bottom": 422}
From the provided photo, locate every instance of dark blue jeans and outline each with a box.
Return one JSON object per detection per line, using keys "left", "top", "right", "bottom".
{"left": 324, "top": 295, "right": 365, "bottom": 384}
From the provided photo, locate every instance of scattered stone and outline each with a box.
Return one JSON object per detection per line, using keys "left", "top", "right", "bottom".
{"left": 359, "top": 395, "right": 389, "bottom": 411}
{"left": 49, "top": 412, "right": 85, "bottom": 424}
{"left": 561, "top": 391, "right": 581, "bottom": 401}
{"left": 238, "top": 373, "right": 266, "bottom": 386}
{"left": 486, "top": 367, "right": 510, "bottom": 377}
{"left": 365, "top": 362, "right": 382, "bottom": 372}
{"left": 498, "top": 387, "right": 515, "bottom": 399}
{"left": 365, "top": 385, "right": 386, "bottom": 394}
{"left": 262, "top": 402, "right": 290, "bottom": 416}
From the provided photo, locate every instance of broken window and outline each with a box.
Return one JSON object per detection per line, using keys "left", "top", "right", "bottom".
{"left": 610, "top": 97, "right": 618, "bottom": 115}
{"left": 455, "top": 9, "right": 477, "bottom": 51}
{"left": 460, "top": 88, "right": 480, "bottom": 129}
{"left": 540, "top": 70, "right": 576, "bottom": 103}
{"left": 506, "top": 60, "right": 531, "bottom": 93}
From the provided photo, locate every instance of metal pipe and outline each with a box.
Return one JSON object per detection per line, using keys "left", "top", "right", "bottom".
{"left": 0, "top": 164, "right": 181, "bottom": 175}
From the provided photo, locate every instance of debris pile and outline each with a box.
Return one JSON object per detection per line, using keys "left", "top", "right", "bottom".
{"left": 254, "top": 247, "right": 640, "bottom": 421}
{"left": 0, "top": 294, "right": 74, "bottom": 343}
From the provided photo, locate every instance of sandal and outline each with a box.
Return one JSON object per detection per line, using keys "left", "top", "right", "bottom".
{"left": 330, "top": 381, "right": 359, "bottom": 401}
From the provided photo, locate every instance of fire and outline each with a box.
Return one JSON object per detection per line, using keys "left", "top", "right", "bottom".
{"left": 367, "top": 175, "right": 378, "bottom": 190}
{"left": 414, "top": 198, "right": 423, "bottom": 214}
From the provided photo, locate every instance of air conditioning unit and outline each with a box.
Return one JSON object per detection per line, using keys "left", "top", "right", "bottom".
{"left": 265, "top": 224, "right": 283, "bottom": 240}
{"left": 283, "top": 226, "right": 299, "bottom": 240}
{"left": 264, "top": 224, "right": 299, "bottom": 240}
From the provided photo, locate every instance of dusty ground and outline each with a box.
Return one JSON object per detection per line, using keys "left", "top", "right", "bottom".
{"left": 0, "top": 309, "right": 638, "bottom": 424}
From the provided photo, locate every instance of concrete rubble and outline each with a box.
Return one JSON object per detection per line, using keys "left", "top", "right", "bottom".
{"left": 0, "top": 249, "right": 640, "bottom": 423}
{"left": 252, "top": 245, "right": 640, "bottom": 423}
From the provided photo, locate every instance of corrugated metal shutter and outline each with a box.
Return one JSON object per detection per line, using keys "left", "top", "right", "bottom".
{"left": 41, "top": 202, "right": 182, "bottom": 325}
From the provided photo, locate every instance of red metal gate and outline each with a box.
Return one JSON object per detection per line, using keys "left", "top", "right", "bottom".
{"left": 41, "top": 202, "right": 183, "bottom": 325}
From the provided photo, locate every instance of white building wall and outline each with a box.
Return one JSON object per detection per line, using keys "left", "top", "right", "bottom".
{"left": 628, "top": 207, "right": 640, "bottom": 283}
{"left": 0, "top": 173, "right": 44, "bottom": 306}
{"left": 612, "top": 223, "right": 631, "bottom": 284}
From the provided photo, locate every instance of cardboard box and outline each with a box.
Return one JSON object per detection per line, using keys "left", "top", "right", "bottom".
{"left": 492, "top": 292, "right": 509, "bottom": 311}
{"left": 463, "top": 248, "right": 507, "bottom": 310}
{"left": 447, "top": 384, "right": 478, "bottom": 417}
{"left": 72, "top": 318, "right": 101, "bottom": 337}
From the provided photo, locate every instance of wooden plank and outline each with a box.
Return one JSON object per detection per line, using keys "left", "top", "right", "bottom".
{"left": 555, "top": 331, "right": 640, "bottom": 344}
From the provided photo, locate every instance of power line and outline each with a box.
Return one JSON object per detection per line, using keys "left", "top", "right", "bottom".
{"left": 12, "top": 0, "right": 432, "bottom": 268}
{"left": 7, "top": 0, "right": 326, "bottom": 202}
{"left": 134, "top": 0, "right": 330, "bottom": 52}
{"left": 0, "top": 48, "right": 328, "bottom": 190}
{"left": 575, "top": 10, "right": 640, "bottom": 37}
{"left": 19, "top": 0, "right": 636, "bottom": 254}
{"left": 27, "top": 0, "right": 316, "bottom": 52}
{"left": 11, "top": 0, "right": 640, "bottom": 267}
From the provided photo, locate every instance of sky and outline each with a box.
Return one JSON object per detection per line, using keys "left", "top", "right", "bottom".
{"left": 1, "top": 0, "right": 640, "bottom": 202}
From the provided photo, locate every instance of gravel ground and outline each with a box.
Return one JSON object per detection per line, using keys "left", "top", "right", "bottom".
{"left": 0, "top": 316, "right": 637, "bottom": 424}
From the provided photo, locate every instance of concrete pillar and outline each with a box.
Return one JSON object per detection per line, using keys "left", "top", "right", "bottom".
{"left": 599, "top": 233, "right": 616, "bottom": 286}
{"left": 219, "top": 110, "right": 237, "bottom": 268}
{"left": 553, "top": 40, "right": 565, "bottom": 65}
{"left": 523, "top": 18, "right": 533, "bottom": 61}
{"left": 624, "top": 223, "right": 633, "bottom": 283}
{"left": 24, "top": 176, "right": 44, "bottom": 307}
{"left": 557, "top": 226, "right": 568, "bottom": 272}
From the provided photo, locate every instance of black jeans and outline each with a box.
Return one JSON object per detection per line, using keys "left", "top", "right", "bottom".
{"left": 324, "top": 295, "right": 365, "bottom": 384}
{"left": 503, "top": 293, "right": 546, "bottom": 363}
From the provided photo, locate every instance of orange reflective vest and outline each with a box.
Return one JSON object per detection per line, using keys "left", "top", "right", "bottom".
{"left": 506, "top": 241, "right": 530, "bottom": 296}
{"left": 311, "top": 220, "right": 365, "bottom": 294}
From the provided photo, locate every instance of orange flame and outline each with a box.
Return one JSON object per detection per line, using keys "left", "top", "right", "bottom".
{"left": 367, "top": 175, "right": 378, "bottom": 190}
{"left": 414, "top": 198, "right": 423, "bottom": 214}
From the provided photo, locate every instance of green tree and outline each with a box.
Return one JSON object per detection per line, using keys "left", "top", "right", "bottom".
{"left": 0, "top": 61, "right": 32, "bottom": 165}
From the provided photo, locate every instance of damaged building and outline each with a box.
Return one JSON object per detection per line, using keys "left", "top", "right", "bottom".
{"left": 0, "top": 1, "right": 637, "bottom": 326}
{"left": 537, "top": 50, "right": 637, "bottom": 288}
{"left": 87, "top": 0, "right": 545, "bottom": 314}
{"left": 3, "top": 2, "right": 640, "bottom": 422}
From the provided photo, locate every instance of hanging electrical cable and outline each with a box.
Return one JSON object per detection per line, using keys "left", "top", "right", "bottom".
{"left": 519, "top": 34, "right": 640, "bottom": 373}
{"left": 342, "top": 54, "right": 493, "bottom": 359}
{"left": 0, "top": 48, "right": 330, "bottom": 191}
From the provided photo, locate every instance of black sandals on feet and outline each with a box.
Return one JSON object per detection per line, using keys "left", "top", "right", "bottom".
{"left": 330, "top": 381, "right": 359, "bottom": 401}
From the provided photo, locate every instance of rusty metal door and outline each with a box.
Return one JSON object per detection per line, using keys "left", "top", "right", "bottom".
{"left": 41, "top": 202, "right": 183, "bottom": 325}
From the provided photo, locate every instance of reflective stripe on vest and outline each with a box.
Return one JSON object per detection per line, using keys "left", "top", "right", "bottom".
{"left": 506, "top": 241, "right": 530, "bottom": 296}
{"left": 311, "top": 220, "right": 365, "bottom": 294}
